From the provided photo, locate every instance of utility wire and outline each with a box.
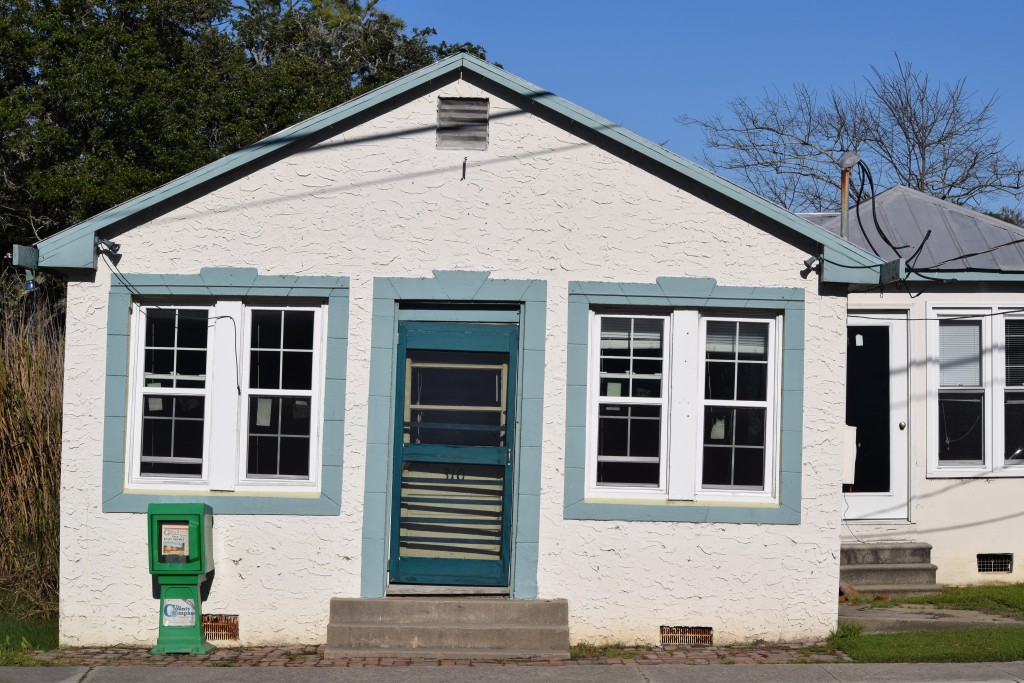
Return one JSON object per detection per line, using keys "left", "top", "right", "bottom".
{"left": 100, "top": 251, "right": 242, "bottom": 395}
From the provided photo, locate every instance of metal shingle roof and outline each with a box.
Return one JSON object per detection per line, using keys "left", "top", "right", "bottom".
{"left": 806, "top": 185, "right": 1024, "bottom": 273}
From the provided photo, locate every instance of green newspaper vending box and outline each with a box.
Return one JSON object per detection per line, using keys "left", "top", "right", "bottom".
{"left": 147, "top": 503, "right": 215, "bottom": 654}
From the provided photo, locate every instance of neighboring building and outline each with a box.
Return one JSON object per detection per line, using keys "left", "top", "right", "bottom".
{"left": 807, "top": 186, "right": 1024, "bottom": 588}
{"left": 33, "top": 54, "right": 883, "bottom": 649}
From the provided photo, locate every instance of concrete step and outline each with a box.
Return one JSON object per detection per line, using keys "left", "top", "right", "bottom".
{"left": 326, "top": 597, "right": 570, "bottom": 659}
{"left": 851, "top": 584, "right": 945, "bottom": 598}
{"left": 329, "top": 597, "right": 567, "bottom": 626}
{"left": 327, "top": 623, "right": 568, "bottom": 653}
{"left": 840, "top": 542, "right": 932, "bottom": 566}
{"left": 841, "top": 563, "right": 938, "bottom": 586}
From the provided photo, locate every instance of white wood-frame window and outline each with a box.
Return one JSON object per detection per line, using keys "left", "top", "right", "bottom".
{"left": 927, "top": 305, "right": 1024, "bottom": 477}
{"left": 586, "top": 310, "right": 781, "bottom": 503}
{"left": 126, "top": 301, "right": 327, "bottom": 492}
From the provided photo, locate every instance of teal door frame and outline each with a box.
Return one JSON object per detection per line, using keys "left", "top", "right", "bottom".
{"left": 389, "top": 321, "right": 519, "bottom": 586}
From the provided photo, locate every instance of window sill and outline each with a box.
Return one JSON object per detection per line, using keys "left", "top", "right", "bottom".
{"left": 565, "top": 498, "right": 798, "bottom": 524}
{"left": 926, "top": 467, "right": 1024, "bottom": 479}
{"left": 103, "top": 490, "right": 339, "bottom": 515}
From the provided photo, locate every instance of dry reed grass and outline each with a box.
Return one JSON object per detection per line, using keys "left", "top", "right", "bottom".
{"left": 0, "top": 287, "right": 63, "bottom": 618}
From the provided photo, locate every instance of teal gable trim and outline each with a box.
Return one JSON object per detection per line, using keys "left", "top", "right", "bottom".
{"left": 563, "top": 277, "right": 804, "bottom": 524}
{"left": 35, "top": 55, "right": 880, "bottom": 281}
{"left": 360, "top": 271, "right": 546, "bottom": 599}
{"left": 101, "top": 268, "right": 349, "bottom": 515}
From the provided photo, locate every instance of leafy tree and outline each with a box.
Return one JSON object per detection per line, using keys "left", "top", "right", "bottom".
{"left": 681, "top": 57, "right": 1024, "bottom": 213}
{"left": 0, "top": 0, "right": 487, "bottom": 256}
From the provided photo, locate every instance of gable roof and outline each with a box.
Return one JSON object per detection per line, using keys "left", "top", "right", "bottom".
{"left": 806, "top": 185, "right": 1024, "bottom": 278}
{"left": 34, "top": 53, "right": 881, "bottom": 283}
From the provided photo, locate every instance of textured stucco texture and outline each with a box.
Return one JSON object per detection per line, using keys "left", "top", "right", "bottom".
{"left": 60, "top": 77, "right": 847, "bottom": 646}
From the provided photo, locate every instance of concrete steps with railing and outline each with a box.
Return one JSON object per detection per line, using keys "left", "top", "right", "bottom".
{"left": 325, "top": 597, "right": 569, "bottom": 659}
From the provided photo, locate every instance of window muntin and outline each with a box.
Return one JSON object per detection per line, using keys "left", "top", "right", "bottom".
{"left": 938, "top": 320, "right": 985, "bottom": 463}
{"left": 138, "top": 307, "right": 211, "bottom": 478}
{"left": 1004, "top": 320, "right": 1024, "bottom": 463}
{"left": 587, "top": 311, "right": 779, "bottom": 501}
{"left": 929, "top": 308, "right": 1024, "bottom": 476}
{"left": 594, "top": 316, "right": 668, "bottom": 488}
{"left": 244, "top": 309, "right": 317, "bottom": 479}
{"left": 701, "top": 320, "right": 771, "bottom": 490}
{"left": 128, "top": 301, "right": 325, "bottom": 491}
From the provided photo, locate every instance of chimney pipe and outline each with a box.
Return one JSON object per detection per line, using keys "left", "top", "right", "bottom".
{"left": 838, "top": 151, "right": 861, "bottom": 240}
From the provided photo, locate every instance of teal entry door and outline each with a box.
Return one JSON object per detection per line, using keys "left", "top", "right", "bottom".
{"left": 389, "top": 321, "right": 518, "bottom": 586}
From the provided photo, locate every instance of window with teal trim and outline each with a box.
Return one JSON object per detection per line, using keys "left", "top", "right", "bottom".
{"left": 587, "top": 309, "right": 782, "bottom": 504}
{"left": 126, "top": 300, "right": 327, "bottom": 493}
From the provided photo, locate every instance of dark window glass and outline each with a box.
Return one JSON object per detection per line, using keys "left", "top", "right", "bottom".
{"left": 938, "top": 392, "right": 984, "bottom": 461}
{"left": 1005, "top": 395, "right": 1024, "bottom": 463}
{"left": 140, "top": 396, "right": 204, "bottom": 477}
{"left": 597, "top": 462, "right": 660, "bottom": 486}
{"left": 250, "top": 351, "right": 281, "bottom": 390}
{"left": 283, "top": 311, "right": 315, "bottom": 350}
{"left": 247, "top": 396, "right": 312, "bottom": 478}
{"left": 146, "top": 309, "right": 176, "bottom": 347}
{"left": 177, "top": 310, "right": 209, "bottom": 349}
{"left": 251, "top": 310, "right": 282, "bottom": 349}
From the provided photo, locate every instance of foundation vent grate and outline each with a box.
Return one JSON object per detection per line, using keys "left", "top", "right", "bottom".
{"left": 978, "top": 553, "right": 1013, "bottom": 573}
{"left": 660, "top": 625, "right": 713, "bottom": 646}
{"left": 202, "top": 614, "right": 239, "bottom": 641}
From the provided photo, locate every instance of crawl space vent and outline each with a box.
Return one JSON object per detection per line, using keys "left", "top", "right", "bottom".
{"left": 202, "top": 614, "right": 239, "bottom": 641}
{"left": 660, "top": 625, "right": 713, "bottom": 646}
{"left": 437, "top": 97, "right": 489, "bottom": 150}
{"left": 977, "top": 554, "right": 1013, "bottom": 573}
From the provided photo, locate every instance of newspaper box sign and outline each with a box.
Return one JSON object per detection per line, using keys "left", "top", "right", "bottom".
{"left": 160, "top": 523, "right": 189, "bottom": 563}
{"left": 163, "top": 599, "right": 196, "bottom": 627}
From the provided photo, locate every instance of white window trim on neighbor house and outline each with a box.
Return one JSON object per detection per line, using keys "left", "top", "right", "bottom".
{"left": 927, "top": 303, "right": 1024, "bottom": 478}
{"left": 125, "top": 299, "right": 328, "bottom": 493}
{"left": 584, "top": 309, "right": 783, "bottom": 504}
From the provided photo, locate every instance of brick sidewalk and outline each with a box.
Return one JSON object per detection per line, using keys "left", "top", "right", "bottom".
{"left": 33, "top": 643, "right": 851, "bottom": 667}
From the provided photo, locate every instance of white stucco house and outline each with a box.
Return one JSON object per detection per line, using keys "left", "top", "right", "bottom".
{"left": 805, "top": 187, "right": 1024, "bottom": 590}
{"left": 30, "top": 54, "right": 892, "bottom": 651}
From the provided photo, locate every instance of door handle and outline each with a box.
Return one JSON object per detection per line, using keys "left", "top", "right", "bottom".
{"left": 899, "top": 421, "right": 907, "bottom": 431}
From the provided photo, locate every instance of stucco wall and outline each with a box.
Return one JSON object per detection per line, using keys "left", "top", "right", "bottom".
{"left": 59, "top": 77, "right": 846, "bottom": 646}
{"left": 844, "top": 287, "right": 1024, "bottom": 586}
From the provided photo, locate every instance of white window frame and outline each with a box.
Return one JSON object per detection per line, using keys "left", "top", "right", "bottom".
{"left": 927, "top": 304, "right": 1024, "bottom": 477}
{"left": 584, "top": 310, "right": 782, "bottom": 503}
{"left": 125, "top": 300, "right": 327, "bottom": 493}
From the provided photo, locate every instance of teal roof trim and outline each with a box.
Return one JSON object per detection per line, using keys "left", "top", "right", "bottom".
{"left": 35, "top": 54, "right": 881, "bottom": 281}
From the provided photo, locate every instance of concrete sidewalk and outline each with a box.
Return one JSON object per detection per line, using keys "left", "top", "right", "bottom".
{"left": 10, "top": 663, "right": 1024, "bottom": 682}
{"left": 840, "top": 602, "right": 1024, "bottom": 632}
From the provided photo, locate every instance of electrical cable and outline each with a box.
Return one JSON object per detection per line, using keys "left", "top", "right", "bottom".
{"left": 100, "top": 251, "right": 242, "bottom": 395}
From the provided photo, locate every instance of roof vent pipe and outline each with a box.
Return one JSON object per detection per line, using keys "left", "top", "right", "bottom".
{"left": 839, "top": 151, "right": 861, "bottom": 240}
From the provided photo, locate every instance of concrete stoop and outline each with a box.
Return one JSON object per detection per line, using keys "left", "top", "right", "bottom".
{"left": 840, "top": 542, "right": 941, "bottom": 597}
{"left": 325, "top": 597, "right": 570, "bottom": 659}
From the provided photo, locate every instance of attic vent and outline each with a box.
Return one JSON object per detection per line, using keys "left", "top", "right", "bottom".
{"left": 977, "top": 553, "right": 1013, "bottom": 573}
{"left": 437, "top": 97, "right": 488, "bottom": 150}
{"left": 660, "top": 625, "right": 713, "bottom": 646}
{"left": 202, "top": 614, "right": 239, "bottom": 641}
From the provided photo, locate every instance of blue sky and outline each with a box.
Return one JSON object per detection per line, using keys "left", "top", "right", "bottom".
{"left": 381, "top": 0, "right": 1024, "bottom": 211}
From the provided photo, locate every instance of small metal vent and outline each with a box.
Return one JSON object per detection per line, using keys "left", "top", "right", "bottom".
{"left": 202, "top": 614, "right": 239, "bottom": 641}
{"left": 978, "top": 553, "right": 1013, "bottom": 573}
{"left": 660, "top": 625, "right": 713, "bottom": 646}
{"left": 437, "top": 98, "right": 488, "bottom": 150}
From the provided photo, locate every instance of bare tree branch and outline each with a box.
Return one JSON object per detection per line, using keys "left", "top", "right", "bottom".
{"left": 680, "top": 56, "right": 1024, "bottom": 212}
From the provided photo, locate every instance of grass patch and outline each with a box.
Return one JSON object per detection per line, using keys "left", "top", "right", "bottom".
{"left": 830, "top": 626, "right": 1024, "bottom": 663}
{"left": 569, "top": 641, "right": 638, "bottom": 659}
{"left": 0, "top": 614, "right": 58, "bottom": 666}
{"left": 895, "top": 583, "right": 1024, "bottom": 619}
